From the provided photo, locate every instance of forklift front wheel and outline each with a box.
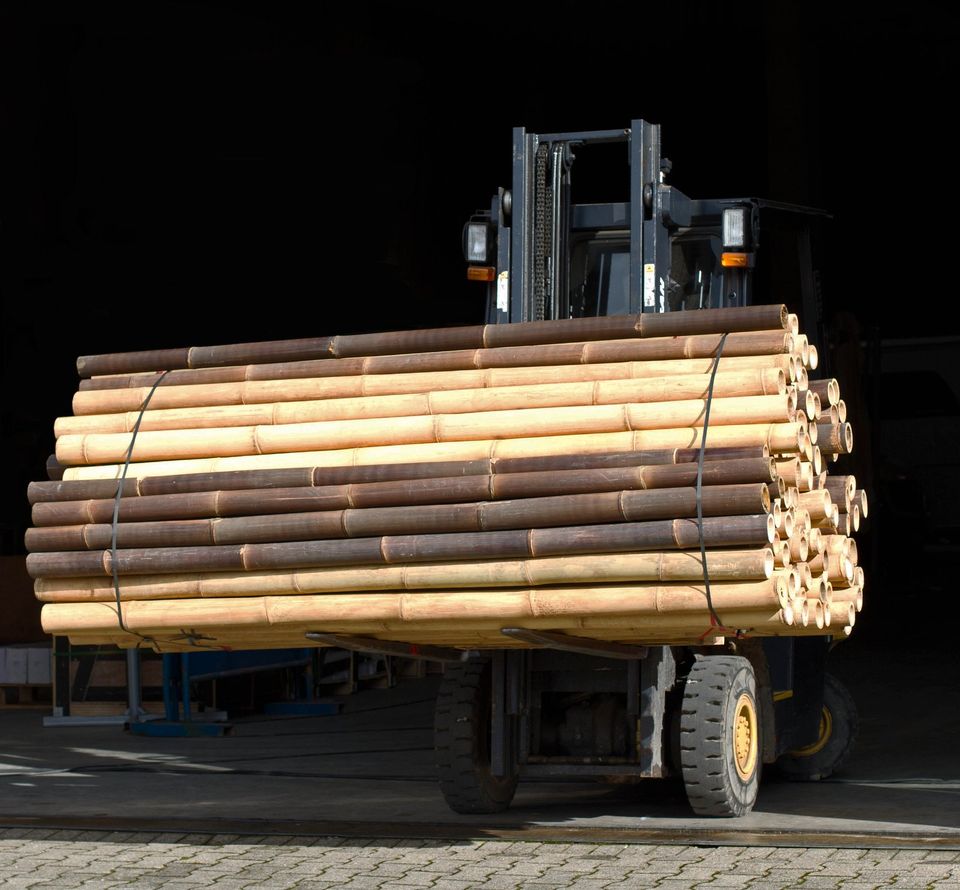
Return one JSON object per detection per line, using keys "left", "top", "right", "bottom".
{"left": 680, "top": 655, "right": 761, "bottom": 817}
{"left": 777, "top": 672, "right": 858, "bottom": 781}
{"left": 434, "top": 659, "right": 518, "bottom": 814}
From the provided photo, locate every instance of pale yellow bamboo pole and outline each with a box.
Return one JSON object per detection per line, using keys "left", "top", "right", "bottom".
{"left": 832, "top": 584, "right": 863, "bottom": 613}
{"left": 56, "top": 395, "right": 800, "bottom": 466}
{"left": 797, "top": 490, "right": 833, "bottom": 524}
{"left": 60, "top": 422, "right": 807, "bottom": 481}
{"left": 807, "top": 551, "right": 854, "bottom": 584}
{"left": 828, "top": 601, "right": 855, "bottom": 628}
{"left": 807, "top": 345, "right": 819, "bottom": 370}
{"left": 39, "top": 579, "right": 789, "bottom": 637}
{"left": 795, "top": 335, "right": 810, "bottom": 367}
{"left": 33, "top": 548, "right": 775, "bottom": 603}
{"left": 58, "top": 368, "right": 789, "bottom": 437}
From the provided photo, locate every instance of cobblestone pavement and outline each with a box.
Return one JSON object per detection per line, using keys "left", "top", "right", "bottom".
{"left": 0, "top": 830, "right": 957, "bottom": 889}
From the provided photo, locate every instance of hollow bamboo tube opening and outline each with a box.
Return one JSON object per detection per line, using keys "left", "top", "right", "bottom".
{"left": 855, "top": 489, "right": 868, "bottom": 519}
{"left": 774, "top": 540, "right": 791, "bottom": 568}
{"left": 808, "top": 599, "right": 824, "bottom": 630}
{"left": 787, "top": 313, "right": 799, "bottom": 335}
{"left": 808, "top": 378, "right": 839, "bottom": 406}
{"left": 807, "top": 527, "right": 823, "bottom": 556}
{"left": 788, "top": 530, "right": 808, "bottom": 563}
{"left": 837, "top": 400, "right": 847, "bottom": 423}
{"left": 851, "top": 504, "right": 860, "bottom": 532}
{"left": 795, "top": 365, "right": 808, "bottom": 390}
{"left": 819, "top": 579, "right": 832, "bottom": 606}
{"left": 772, "top": 568, "right": 800, "bottom": 598}
{"left": 807, "top": 345, "right": 819, "bottom": 370}
{"left": 774, "top": 457, "right": 801, "bottom": 486}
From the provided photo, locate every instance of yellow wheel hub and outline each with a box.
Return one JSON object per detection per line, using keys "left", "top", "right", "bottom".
{"left": 733, "top": 693, "right": 758, "bottom": 781}
{"left": 790, "top": 706, "right": 833, "bottom": 757}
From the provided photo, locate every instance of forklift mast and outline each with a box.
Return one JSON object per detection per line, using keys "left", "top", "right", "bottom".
{"left": 464, "top": 120, "right": 829, "bottom": 354}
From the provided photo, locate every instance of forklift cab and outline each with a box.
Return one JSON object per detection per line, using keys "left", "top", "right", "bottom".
{"left": 445, "top": 122, "right": 853, "bottom": 819}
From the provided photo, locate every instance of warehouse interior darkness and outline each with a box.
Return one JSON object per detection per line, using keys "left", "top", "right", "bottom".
{"left": 0, "top": 0, "right": 958, "bottom": 822}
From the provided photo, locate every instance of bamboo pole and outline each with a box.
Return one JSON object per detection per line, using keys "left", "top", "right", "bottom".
{"left": 33, "top": 548, "right": 775, "bottom": 603}
{"left": 39, "top": 578, "right": 790, "bottom": 637}
{"left": 32, "top": 457, "right": 776, "bottom": 528}
{"left": 75, "top": 305, "right": 790, "bottom": 378}
{"left": 59, "top": 423, "right": 807, "bottom": 481}
{"left": 59, "top": 368, "right": 790, "bottom": 437}
{"left": 816, "top": 422, "right": 854, "bottom": 455}
{"left": 69, "top": 356, "right": 795, "bottom": 417}
{"left": 30, "top": 445, "right": 770, "bottom": 505}
{"left": 25, "top": 482, "right": 771, "bottom": 553}
{"left": 26, "top": 513, "right": 777, "bottom": 579}
{"left": 56, "top": 395, "right": 799, "bottom": 467}
{"left": 76, "top": 329, "right": 794, "bottom": 398}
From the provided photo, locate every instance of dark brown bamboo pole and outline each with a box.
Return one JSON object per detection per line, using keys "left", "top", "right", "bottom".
{"left": 30, "top": 446, "right": 770, "bottom": 505}
{"left": 26, "top": 513, "right": 776, "bottom": 579}
{"left": 59, "top": 424, "right": 805, "bottom": 482}
{"left": 34, "top": 547, "right": 775, "bottom": 603}
{"left": 25, "top": 482, "right": 770, "bottom": 553}
{"left": 32, "top": 457, "right": 776, "bottom": 527}
{"left": 816, "top": 422, "right": 854, "bottom": 455}
{"left": 57, "top": 368, "right": 788, "bottom": 437}
{"left": 75, "top": 305, "right": 789, "bottom": 378}
{"left": 75, "top": 329, "right": 794, "bottom": 400}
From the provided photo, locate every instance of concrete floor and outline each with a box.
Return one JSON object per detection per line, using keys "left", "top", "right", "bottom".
{"left": 0, "top": 639, "right": 957, "bottom": 844}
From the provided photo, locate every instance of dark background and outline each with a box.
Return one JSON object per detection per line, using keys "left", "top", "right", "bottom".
{"left": 1, "top": 0, "right": 957, "bottom": 580}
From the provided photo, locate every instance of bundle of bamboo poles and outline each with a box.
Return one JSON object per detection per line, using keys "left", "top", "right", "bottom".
{"left": 27, "top": 305, "right": 867, "bottom": 652}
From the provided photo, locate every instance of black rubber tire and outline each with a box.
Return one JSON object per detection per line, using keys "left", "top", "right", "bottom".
{"left": 680, "top": 655, "right": 761, "bottom": 817}
{"left": 434, "top": 659, "right": 519, "bottom": 814}
{"left": 777, "top": 672, "right": 858, "bottom": 782}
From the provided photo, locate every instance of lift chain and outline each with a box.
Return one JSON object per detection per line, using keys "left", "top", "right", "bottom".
{"left": 533, "top": 143, "right": 549, "bottom": 321}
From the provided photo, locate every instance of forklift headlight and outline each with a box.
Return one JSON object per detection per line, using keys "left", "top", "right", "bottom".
{"left": 463, "top": 222, "right": 491, "bottom": 263}
{"left": 723, "top": 207, "right": 751, "bottom": 250}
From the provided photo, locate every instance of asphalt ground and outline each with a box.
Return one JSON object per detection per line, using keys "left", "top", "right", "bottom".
{"left": 0, "top": 639, "right": 957, "bottom": 847}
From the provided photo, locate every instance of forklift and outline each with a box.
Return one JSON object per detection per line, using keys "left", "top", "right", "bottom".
{"left": 434, "top": 121, "right": 859, "bottom": 817}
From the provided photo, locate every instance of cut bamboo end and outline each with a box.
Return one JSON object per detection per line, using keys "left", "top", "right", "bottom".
{"left": 807, "top": 527, "right": 823, "bottom": 557}
{"left": 807, "top": 598, "right": 825, "bottom": 630}
{"left": 788, "top": 530, "right": 809, "bottom": 563}
{"left": 811, "top": 448, "right": 822, "bottom": 477}
{"left": 837, "top": 399, "right": 847, "bottom": 424}
{"left": 792, "top": 508, "right": 811, "bottom": 535}
{"left": 787, "top": 313, "right": 799, "bottom": 336}
{"left": 807, "top": 344, "right": 819, "bottom": 371}
{"left": 828, "top": 601, "right": 855, "bottom": 629}
{"left": 854, "top": 489, "right": 868, "bottom": 519}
